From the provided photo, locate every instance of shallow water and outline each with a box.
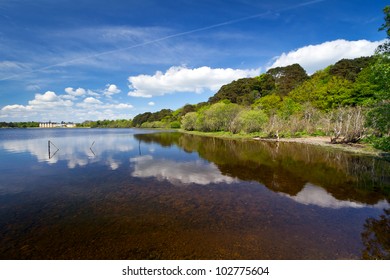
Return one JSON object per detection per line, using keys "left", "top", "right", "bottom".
{"left": 0, "top": 128, "right": 389, "bottom": 259}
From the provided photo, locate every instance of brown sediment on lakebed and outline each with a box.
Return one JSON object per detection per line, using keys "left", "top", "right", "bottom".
{"left": 253, "top": 136, "right": 384, "bottom": 156}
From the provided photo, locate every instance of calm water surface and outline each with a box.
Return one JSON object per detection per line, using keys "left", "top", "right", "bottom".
{"left": 0, "top": 128, "right": 389, "bottom": 259}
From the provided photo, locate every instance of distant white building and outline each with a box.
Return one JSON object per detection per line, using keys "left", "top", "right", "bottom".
{"left": 39, "top": 122, "right": 76, "bottom": 128}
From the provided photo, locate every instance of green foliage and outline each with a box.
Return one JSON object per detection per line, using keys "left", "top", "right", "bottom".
{"left": 253, "top": 94, "right": 282, "bottom": 114}
{"left": 0, "top": 121, "right": 40, "bottom": 128}
{"left": 203, "top": 102, "right": 241, "bottom": 132}
{"left": 367, "top": 136, "right": 390, "bottom": 152}
{"left": 256, "top": 73, "right": 276, "bottom": 95}
{"left": 193, "top": 102, "right": 241, "bottom": 132}
{"left": 289, "top": 70, "right": 355, "bottom": 110}
{"left": 208, "top": 77, "right": 262, "bottom": 105}
{"left": 181, "top": 112, "right": 198, "bottom": 131}
{"left": 132, "top": 109, "right": 173, "bottom": 127}
{"left": 278, "top": 98, "right": 302, "bottom": 119}
{"left": 329, "top": 57, "right": 374, "bottom": 82}
{"left": 170, "top": 121, "right": 181, "bottom": 129}
{"left": 178, "top": 104, "right": 196, "bottom": 118}
{"left": 366, "top": 51, "right": 390, "bottom": 140}
{"left": 78, "top": 119, "right": 132, "bottom": 128}
{"left": 366, "top": 101, "right": 390, "bottom": 136}
{"left": 230, "top": 109, "right": 268, "bottom": 133}
{"left": 266, "top": 63, "right": 308, "bottom": 96}
{"left": 140, "top": 121, "right": 169, "bottom": 128}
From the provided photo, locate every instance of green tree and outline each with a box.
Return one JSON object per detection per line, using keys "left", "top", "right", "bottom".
{"left": 230, "top": 109, "right": 268, "bottom": 133}
{"left": 253, "top": 94, "right": 282, "bottom": 115}
{"left": 181, "top": 112, "right": 198, "bottom": 131}
{"left": 208, "top": 77, "right": 262, "bottom": 105}
{"left": 266, "top": 63, "right": 308, "bottom": 96}
{"left": 366, "top": 5, "right": 390, "bottom": 151}
{"left": 278, "top": 97, "right": 302, "bottom": 120}
{"left": 197, "top": 102, "right": 241, "bottom": 132}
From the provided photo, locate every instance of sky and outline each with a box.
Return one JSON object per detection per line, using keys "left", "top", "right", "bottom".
{"left": 0, "top": 0, "right": 388, "bottom": 122}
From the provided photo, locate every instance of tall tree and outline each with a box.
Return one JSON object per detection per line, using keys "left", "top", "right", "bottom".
{"left": 366, "top": 5, "right": 390, "bottom": 151}
{"left": 266, "top": 64, "right": 308, "bottom": 97}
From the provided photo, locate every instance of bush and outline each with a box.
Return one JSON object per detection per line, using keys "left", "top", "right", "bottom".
{"left": 181, "top": 112, "right": 198, "bottom": 131}
{"left": 370, "top": 136, "right": 390, "bottom": 152}
{"left": 170, "top": 121, "right": 181, "bottom": 129}
{"left": 197, "top": 102, "right": 241, "bottom": 132}
{"left": 230, "top": 109, "right": 268, "bottom": 133}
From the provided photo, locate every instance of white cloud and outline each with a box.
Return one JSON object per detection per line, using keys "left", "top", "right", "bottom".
{"left": 270, "top": 39, "right": 384, "bottom": 74}
{"left": 104, "top": 84, "right": 121, "bottom": 96}
{"left": 83, "top": 97, "right": 102, "bottom": 104}
{"left": 65, "top": 87, "right": 87, "bottom": 97}
{"left": 33, "top": 91, "right": 60, "bottom": 102}
{"left": 148, "top": 101, "right": 155, "bottom": 106}
{"left": 28, "top": 91, "right": 73, "bottom": 107}
{"left": 61, "top": 94, "right": 77, "bottom": 100}
{"left": 128, "top": 66, "right": 260, "bottom": 98}
{"left": 1, "top": 104, "right": 31, "bottom": 111}
{"left": 87, "top": 89, "right": 100, "bottom": 97}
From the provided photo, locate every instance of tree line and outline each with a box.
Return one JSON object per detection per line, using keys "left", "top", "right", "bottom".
{"left": 0, "top": 121, "right": 39, "bottom": 128}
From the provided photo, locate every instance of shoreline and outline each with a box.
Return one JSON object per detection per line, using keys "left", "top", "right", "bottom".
{"left": 254, "top": 136, "right": 385, "bottom": 156}
{"left": 179, "top": 130, "right": 387, "bottom": 157}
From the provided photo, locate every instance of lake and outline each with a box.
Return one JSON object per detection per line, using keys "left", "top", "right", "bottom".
{"left": 0, "top": 128, "right": 389, "bottom": 259}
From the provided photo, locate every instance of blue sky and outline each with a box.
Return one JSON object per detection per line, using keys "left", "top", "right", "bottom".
{"left": 0, "top": 0, "right": 387, "bottom": 122}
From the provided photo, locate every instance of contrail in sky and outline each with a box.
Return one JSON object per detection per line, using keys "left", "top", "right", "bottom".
{"left": 0, "top": 0, "right": 325, "bottom": 81}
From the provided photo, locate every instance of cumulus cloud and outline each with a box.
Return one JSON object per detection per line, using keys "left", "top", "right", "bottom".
{"left": 83, "top": 97, "right": 102, "bottom": 104}
{"left": 65, "top": 87, "right": 87, "bottom": 97}
{"left": 128, "top": 66, "right": 260, "bottom": 98}
{"left": 1, "top": 104, "right": 31, "bottom": 111}
{"left": 270, "top": 39, "right": 383, "bottom": 74}
{"left": 28, "top": 91, "right": 73, "bottom": 107}
{"left": 34, "top": 91, "right": 60, "bottom": 102}
{"left": 148, "top": 101, "right": 155, "bottom": 106}
{"left": 104, "top": 84, "right": 121, "bottom": 96}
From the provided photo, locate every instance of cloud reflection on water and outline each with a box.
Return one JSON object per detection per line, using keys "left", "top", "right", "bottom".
{"left": 0, "top": 133, "right": 134, "bottom": 170}
{"left": 284, "top": 183, "right": 390, "bottom": 209}
{"left": 130, "top": 155, "right": 236, "bottom": 185}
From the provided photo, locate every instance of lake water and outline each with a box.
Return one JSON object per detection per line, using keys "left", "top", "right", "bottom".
{"left": 0, "top": 128, "right": 389, "bottom": 259}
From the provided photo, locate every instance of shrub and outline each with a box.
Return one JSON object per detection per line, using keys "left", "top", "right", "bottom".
{"left": 231, "top": 109, "right": 268, "bottom": 133}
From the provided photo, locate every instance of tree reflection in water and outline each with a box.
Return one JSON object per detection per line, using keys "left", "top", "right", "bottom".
{"left": 361, "top": 208, "right": 390, "bottom": 259}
